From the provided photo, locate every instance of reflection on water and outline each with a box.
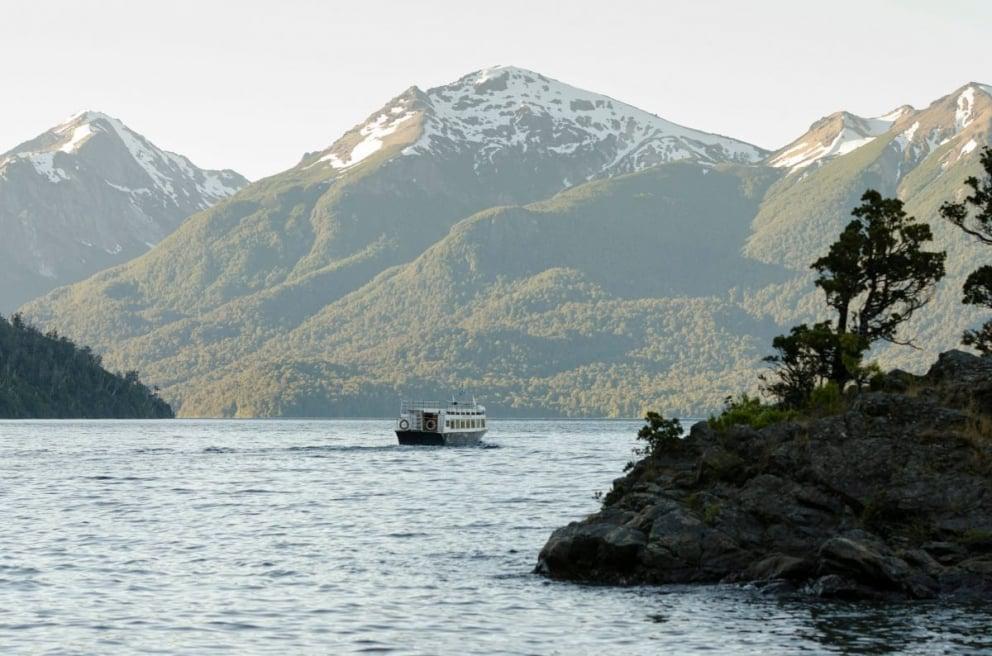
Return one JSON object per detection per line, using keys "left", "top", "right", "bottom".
{"left": 0, "top": 419, "right": 987, "bottom": 654}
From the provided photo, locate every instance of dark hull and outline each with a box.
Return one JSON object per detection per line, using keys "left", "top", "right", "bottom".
{"left": 396, "top": 430, "right": 485, "bottom": 446}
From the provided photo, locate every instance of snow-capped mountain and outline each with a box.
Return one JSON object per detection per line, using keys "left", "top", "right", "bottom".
{"left": 768, "top": 83, "right": 992, "bottom": 175}
{"left": 768, "top": 107, "right": 912, "bottom": 171}
{"left": 0, "top": 111, "right": 247, "bottom": 312}
{"left": 308, "top": 65, "right": 766, "bottom": 186}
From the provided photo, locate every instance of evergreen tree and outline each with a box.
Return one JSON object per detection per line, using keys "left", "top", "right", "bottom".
{"left": 765, "top": 190, "right": 946, "bottom": 403}
{"left": 940, "top": 146, "right": 992, "bottom": 353}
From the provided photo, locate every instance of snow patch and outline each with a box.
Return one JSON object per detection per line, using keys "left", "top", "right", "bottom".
{"left": 956, "top": 87, "right": 976, "bottom": 131}
{"left": 771, "top": 111, "right": 904, "bottom": 172}
{"left": 59, "top": 123, "right": 95, "bottom": 153}
{"left": 319, "top": 111, "right": 416, "bottom": 169}
{"left": 902, "top": 121, "right": 920, "bottom": 143}
{"left": 37, "top": 262, "right": 57, "bottom": 279}
{"left": 877, "top": 106, "right": 910, "bottom": 122}
{"left": 26, "top": 152, "right": 69, "bottom": 183}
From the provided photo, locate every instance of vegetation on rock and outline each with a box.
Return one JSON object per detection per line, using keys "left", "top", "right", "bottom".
{"left": 634, "top": 411, "right": 684, "bottom": 457}
{"left": 707, "top": 395, "right": 797, "bottom": 431}
{"left": 537, "top": 351, "right": 992, "bottom": 601}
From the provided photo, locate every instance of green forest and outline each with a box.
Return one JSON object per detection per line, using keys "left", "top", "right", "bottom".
{"left": 18, "top": 82, "right": 992, "bottom": 418}
{"left": 0, "top": 314, "right": 173, "bottom": 418}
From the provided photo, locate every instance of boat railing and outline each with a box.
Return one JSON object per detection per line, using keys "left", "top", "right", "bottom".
{"left": 400, "top": 400, "right": 482, "bottom": 413}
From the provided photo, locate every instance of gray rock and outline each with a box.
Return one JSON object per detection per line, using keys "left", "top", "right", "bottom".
{"left": 745, "top": 554, "right": 814, "bottom": 581}
{"left": 536, "top": 350, "right": 992, "bottom": 601}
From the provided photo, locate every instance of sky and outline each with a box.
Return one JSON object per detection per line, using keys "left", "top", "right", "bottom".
{"left": 3, "top": 0, "right": 990, "bottom": 180}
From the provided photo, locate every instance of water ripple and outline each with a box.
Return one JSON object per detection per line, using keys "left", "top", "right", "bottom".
{"left": 0, "top": 418, "right": 987, "bottom": 655}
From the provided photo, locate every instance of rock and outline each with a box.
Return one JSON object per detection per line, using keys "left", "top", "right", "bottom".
{"left": 536, "top": 521, "right": 646, "bottom": 582}
{"left": 818, "top": 538, "right": 908, "bottom": 586}
{"left": 695, "top": 446, "right": 746, "bottom": 484}
{"left": 808, "top": 574, "right": 887, "bottom": 600}
{"left": 925, "top": 349, "right": 990, "bottom": 382}
{"left": 744, "top": 554, "right": 814, "bottom": 581}
{"left": 957, "top": 556, "right": 992, "bottom": 575}
{"left": 757, "top": 579, "right": 798, "bottom": 596}
{"left": 876, "top": 368, "right": 921, "bottom": 393}
{"left": 923, "top": 541, "right": 968, "bottom": 564}
{"left": 899, "top": 548, "right": 945, "bottom": 578}
{"left": 817, "top": 537, "right": 938, "bottom": 599}
{"left": 536, "top": 350, "right": 992, "bottom": 601}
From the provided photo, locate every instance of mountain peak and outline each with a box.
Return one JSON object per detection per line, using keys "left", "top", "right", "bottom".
{"left": 0, "top": 110, "right": 247, "bottom": 312}
{"left": 768, "top": 108, "right": 907, "bottom": 171}
{"left": 471, "top": 64, "right": 537, "bottom": 81}
{"left": 769, "top": 82, "right": 992, "bottom": 177}
{"left": 2, "top": 111, "right": 246, "bottom": 203}
{"left": 61, "top": 109, "right": 115, "bottom": 125}
{"left": 961, "top": 82, "right": 992, "bottom": 96}
{"left": 308, "top": 66, "right": 767, "bottom": 180}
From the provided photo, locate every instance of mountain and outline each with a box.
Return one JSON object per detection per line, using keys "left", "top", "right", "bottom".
{"left": 750, "top": 82, "right": 992, "bottom": 268}
{"left": 0, "top": 111, "right": 247, "bottom": 312}
{"left": 308, "top": 65, "right": 765, "bottom": 180}
{"left": 176, "top": 162, "right": 786, "bottom": 417}
{"left": 19, "top": 74, "right": 992, "bottom": 417}
{"left": 0, "top": 314, "right": 173, "bottom": 418}
{"left": 743, "top": 83, "right": 992, "bottom": 376}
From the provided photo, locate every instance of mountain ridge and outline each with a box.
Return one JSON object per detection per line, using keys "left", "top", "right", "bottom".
{"left": 19, "top": 72, "right": 992, "bottom": 417}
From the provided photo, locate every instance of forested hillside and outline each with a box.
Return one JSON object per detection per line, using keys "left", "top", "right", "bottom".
{"left": 0, "top": 314, "right": 173, "bottom": 418}
{"left": 18, "top": 71, "right": 992, "bottom": 418}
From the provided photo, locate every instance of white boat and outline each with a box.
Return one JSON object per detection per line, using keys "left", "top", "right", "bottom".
{"left": 395, "top": 398, "right": 487, "bottom": 446}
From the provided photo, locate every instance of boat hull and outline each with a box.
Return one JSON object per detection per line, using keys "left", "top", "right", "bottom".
{"left": 396, "top": 430, "right": 485, "bottom": 446}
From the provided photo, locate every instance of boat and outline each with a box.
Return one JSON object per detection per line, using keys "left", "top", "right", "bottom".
{"left": 395, "top": 398, "right": 487, "bottom": 446}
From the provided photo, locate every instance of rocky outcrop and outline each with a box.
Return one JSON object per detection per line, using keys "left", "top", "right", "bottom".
{"left": 536, "top": 350, "right": 992, "bottom": 600}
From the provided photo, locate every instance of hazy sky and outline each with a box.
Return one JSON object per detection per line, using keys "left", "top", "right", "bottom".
{"left": 3, "top": 0, "right": 990, "bottom": 180}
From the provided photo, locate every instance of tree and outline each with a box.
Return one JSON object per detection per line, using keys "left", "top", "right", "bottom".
{"left": 761, "top": 322, "right": 850, "bottom": 407}
{"left": 811, "top": 190, "right": 946, "bottom": 383}
{"left": 940, "top": 146, "right": 992, "bottom": 353}
{"left": 764, "top": 190, "right": 946, "bottom": 402}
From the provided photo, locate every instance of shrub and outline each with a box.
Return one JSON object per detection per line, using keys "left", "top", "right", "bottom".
{"left": 806, "top": 382, "right": 845, "bottom": 416}
{"left": 635, "top": 411, "right": 683, "bottom": 457}
{"left": 708, "top": 394, "right": 797, "bottom": 431}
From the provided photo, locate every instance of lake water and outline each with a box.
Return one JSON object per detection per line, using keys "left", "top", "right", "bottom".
{"left": 0, "top": 419, "right": 989, "bottom": 655}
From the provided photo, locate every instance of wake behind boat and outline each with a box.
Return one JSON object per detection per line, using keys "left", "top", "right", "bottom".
{"left": 395, "top": 399, "right": 487, "bottom": 446}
